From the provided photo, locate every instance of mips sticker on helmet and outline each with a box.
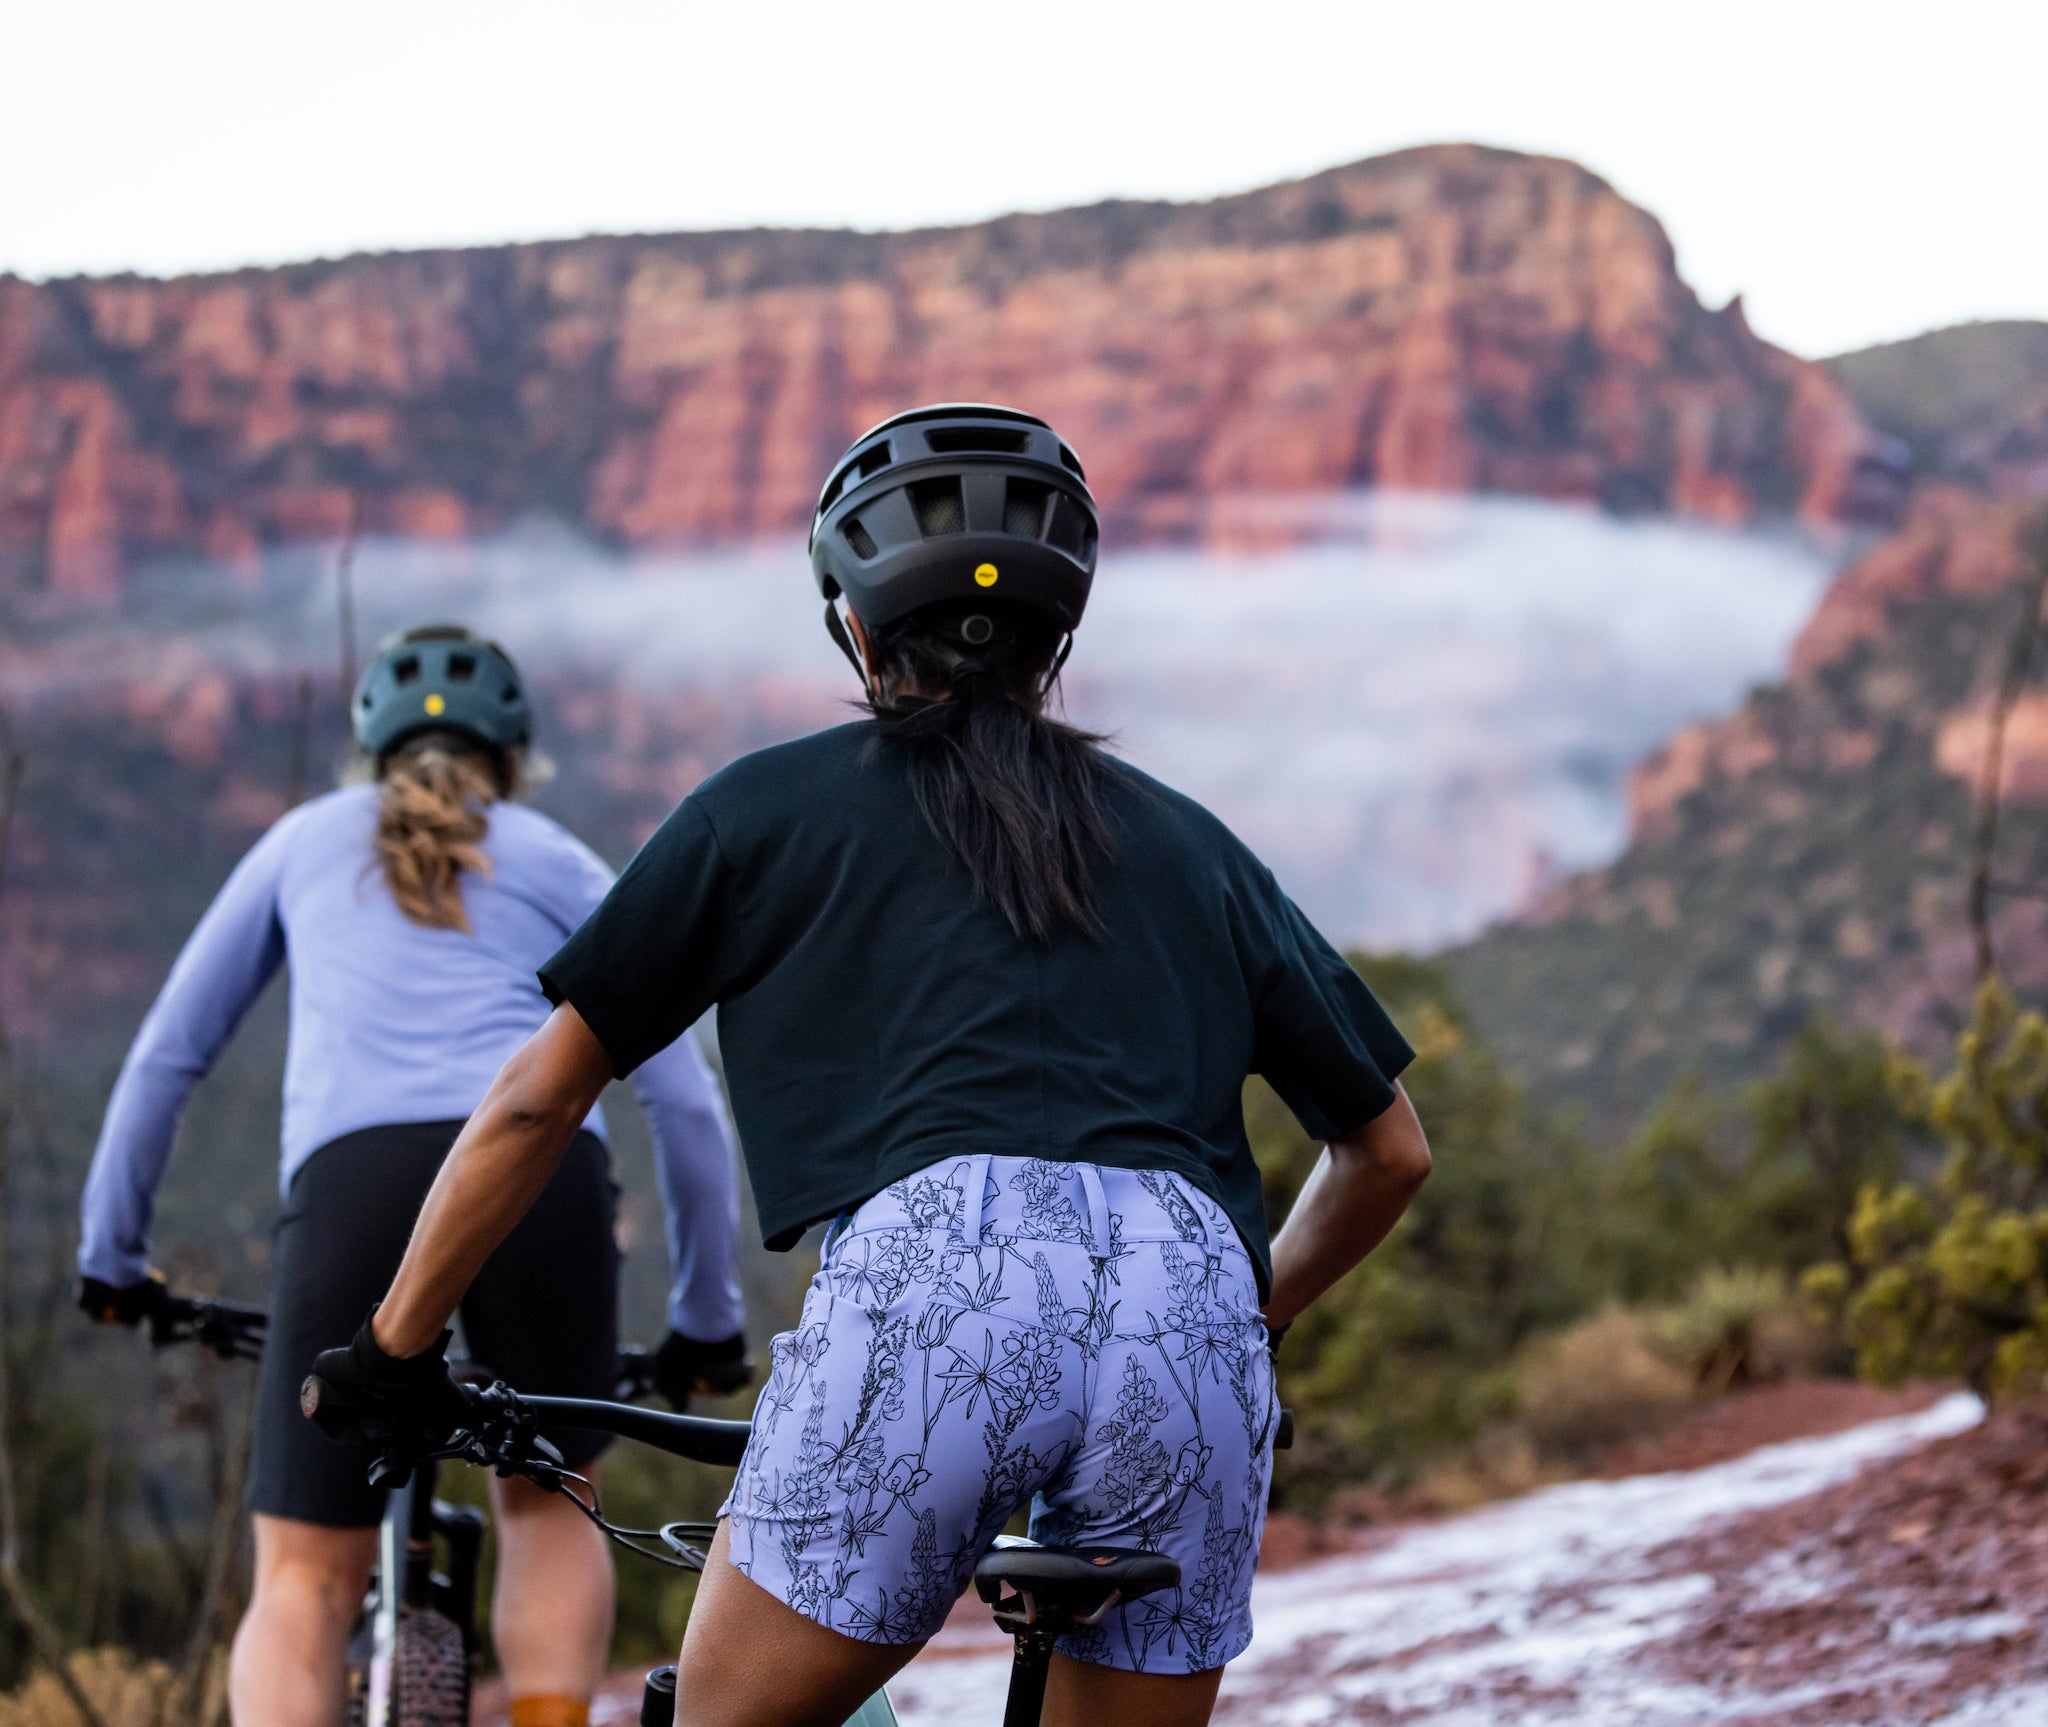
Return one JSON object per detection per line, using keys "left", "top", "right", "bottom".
{"left": 974, "top": 563, "right": 999, "bottom": 587}
{"left": 424, "top": 693, "right": 446, "bottom": 716}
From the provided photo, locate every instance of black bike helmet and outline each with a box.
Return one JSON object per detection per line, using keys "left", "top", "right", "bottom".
{"left": 351, "top": 624, "right": 531, "bottom": 761}
{"left": 809, "top": 404, "right": 1099, "bottom": 644}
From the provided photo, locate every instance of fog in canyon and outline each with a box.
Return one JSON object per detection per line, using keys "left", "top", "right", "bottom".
{"left": 12, "top": 495, "right": 1839, "bottom": 952}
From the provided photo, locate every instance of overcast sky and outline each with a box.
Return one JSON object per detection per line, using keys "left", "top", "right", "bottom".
{"left": 5, "top": 0, "right": 2042, "bottom": 358}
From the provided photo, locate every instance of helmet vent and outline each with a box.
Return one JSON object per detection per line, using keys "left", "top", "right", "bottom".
{"left": 1046, "top": 495, "right": 1091, "bottom": 557}
{"left": 910, "top": 478, "right": 966, "bottom": 537}
{"left": 393, "top": 655, "right": 421, "bottom": 685}
{"left": 926, "top": 426, "right": 1029, "bottom": 455}
{"left": 817, "top": 441, "right": 895, "bottom": 514}
{"left": 447, "top": 653, "right": 476, "bottom": 681}
{"left": 844, "top": 517, "right": 879, "bottom": 560}
{"left": 1057, "top": 443, "right": 1086, "bottom": 480}
{"left": 1003, "top": 480, "right": 1051, "bottom": 538}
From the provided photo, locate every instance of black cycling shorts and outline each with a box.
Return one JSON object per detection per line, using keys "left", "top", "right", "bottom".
{"left": 249, "top": 1119, "right": 620, "bottom": 1528}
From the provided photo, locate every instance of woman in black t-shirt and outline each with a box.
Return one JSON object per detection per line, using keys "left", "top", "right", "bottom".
{"left": 311, "top": 405, "right": 1433, "bottom": 1727}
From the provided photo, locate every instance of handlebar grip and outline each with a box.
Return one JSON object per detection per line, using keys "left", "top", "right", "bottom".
{"left": 299, "top": 1373, "right": 333, "bottom": 1423}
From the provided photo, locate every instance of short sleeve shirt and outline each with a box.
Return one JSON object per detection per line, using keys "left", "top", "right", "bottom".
{"left": 541, "top": 721, "right": 1412, "bottom": 1295}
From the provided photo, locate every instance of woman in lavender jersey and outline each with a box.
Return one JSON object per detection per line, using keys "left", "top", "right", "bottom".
{"left": 78, "top": 626, "right": 749, "bottom": 1727}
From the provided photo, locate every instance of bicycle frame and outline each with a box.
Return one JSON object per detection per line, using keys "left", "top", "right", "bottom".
{"left": 144, "top": 1295, "right": 526, "bottom": 1726}
{"left": 360, "top": 1458, "right": 483, "bottom": 1727}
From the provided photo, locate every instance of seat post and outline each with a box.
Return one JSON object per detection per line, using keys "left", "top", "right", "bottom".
{"left": 1001, "top": 1625, "right": 1061, "bottom": 1727}
{"left": 976, "top": 1539, "right": 1181, "bottom": 1727}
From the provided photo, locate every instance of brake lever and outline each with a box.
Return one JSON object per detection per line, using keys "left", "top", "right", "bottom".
{"left": 447, "top": 1381, "right": 567, "bottom": 1483}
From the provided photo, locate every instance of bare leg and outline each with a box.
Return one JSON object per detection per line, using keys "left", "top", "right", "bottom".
{"left": 229, "top": 1515, "right": 378, "bottom": 1727}
{"left": 672, "top": 1523, "right": 920, "bottom": 1727}
{"left": 1042, "top": 1654, "right": 1224, "bottom": 1727}
{"left": 489, "top": 1467, "right": 616, "bottom": 1703}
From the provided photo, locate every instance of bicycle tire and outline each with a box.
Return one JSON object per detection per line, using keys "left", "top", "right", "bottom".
{"left": 391, "top": 1606, "right": 470, "bottom": 1727}
{"left": 343, "top": 1618, "right": 372, "bottom": 1727}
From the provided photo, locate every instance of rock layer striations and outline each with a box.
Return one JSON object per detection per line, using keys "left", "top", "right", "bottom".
{"left": 0, "top": 145, "right": 1893, "bottom": 600}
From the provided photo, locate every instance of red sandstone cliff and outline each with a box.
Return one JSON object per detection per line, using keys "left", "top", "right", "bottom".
{"left": 0, "top": 145, "right": 1897, "bottom": 601}
{"left": 1452, "top": 487, "right": 2048, "bottom": 1112}
{"left": 1624, "top": 488, "right": 2034, "bottom": 841}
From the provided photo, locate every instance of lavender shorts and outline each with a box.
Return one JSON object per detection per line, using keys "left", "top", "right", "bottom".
{"left": 722, "top": 1156, "right": 1278, "bottom": 1673}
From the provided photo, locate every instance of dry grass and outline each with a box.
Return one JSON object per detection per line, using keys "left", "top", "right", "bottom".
{"left": 1515, "top": 1306, "right": 1695, "bottom": 1461}
{"left": 0, "top": 1651, "right": 169, "bottom": 1727}
{"left": 1411, "top": 1307, "right": 1694, "bottom": 1511}
{"left": 0, "top": 1649, "right": 226, "bottom": 1727}
{"left": 1412, "top": 1424, "right": 1557, "bottom": 1513}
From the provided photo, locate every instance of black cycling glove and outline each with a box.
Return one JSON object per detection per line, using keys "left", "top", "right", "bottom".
{"left": 302, "top": 1313, "right": 470, "bottom": 1453}
{"left": 651, "top": 1329, "right": 752, "bottom": 1409}
{"left": 79, "top": 1271, "right": 168, "bottom": 1328}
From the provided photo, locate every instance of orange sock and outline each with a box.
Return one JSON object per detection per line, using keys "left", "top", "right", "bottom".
{"left": 508, "top": 1697, "right": 591, "bottom": 1727}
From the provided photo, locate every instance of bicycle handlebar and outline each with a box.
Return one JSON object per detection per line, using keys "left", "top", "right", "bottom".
{"left": 295, "top": 1374, "right": 752, "bottom": 1481}
{"left": 293, "top": 1374, "right": 752, "bottom": 1569}
{"left": 149, "top": 1292, "right": 267, "bottom": 1361}
{"left": 519, "top": 1394, "right": 752, "bottom": 1467}
{"left": 148, "top": 1292, "right": 668, "bottom": 1406}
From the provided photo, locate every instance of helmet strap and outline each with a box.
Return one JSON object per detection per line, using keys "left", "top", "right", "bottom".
{"left": 823, "top": 602, "right": 876, "bottom": 697}
{"left": 1040, "top": 631, "right": 1074, "bottom": 700}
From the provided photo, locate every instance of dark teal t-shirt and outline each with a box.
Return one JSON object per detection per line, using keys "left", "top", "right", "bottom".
{"left": 540, "top": 721, "right": 1411, "bottom": 1295}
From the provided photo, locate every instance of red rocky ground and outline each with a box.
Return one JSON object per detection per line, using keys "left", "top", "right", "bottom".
{"left": 1649, "top": 1401, "right": 2048, "bottom": 1724}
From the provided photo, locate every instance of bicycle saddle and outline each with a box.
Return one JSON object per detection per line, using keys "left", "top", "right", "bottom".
{"left": 973, "top": 1539, "right": 1181, "bottom": 1629}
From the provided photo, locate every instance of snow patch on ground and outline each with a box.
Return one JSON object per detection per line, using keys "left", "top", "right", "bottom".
{"left": 1929, "top": 1685, "right": 2048, "bottom": 1724}
{"left": 888, "top": 1394, "right": 1985, "bottom": 1726}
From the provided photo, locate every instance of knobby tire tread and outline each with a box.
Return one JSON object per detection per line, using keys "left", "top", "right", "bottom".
{"left": 393, "top": 1607, "right": 470, "bottom": 1727}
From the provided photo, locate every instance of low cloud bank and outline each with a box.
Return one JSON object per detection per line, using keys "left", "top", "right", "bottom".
{"left": 4, "top": 494, "right": 1836, "bottom": 949}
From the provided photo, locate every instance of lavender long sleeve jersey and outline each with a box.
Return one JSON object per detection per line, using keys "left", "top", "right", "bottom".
{"left": 77, "top": 784, "right": 745, "bottom": 1342}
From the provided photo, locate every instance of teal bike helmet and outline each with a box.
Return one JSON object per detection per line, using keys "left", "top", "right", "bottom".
{"left": 352, "top": 625, "right": 531, "bottom": 762}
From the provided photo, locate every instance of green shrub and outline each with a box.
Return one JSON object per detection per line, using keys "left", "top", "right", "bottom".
{"left": 1259, "top": 960, "right": 1901, "bottom": 1502}
{"left": 1255, "top": 955, "right": 1596, "bottom": 1495}
{"left": 1650, "top": 1266, "right": 1820, "bottom": 1392}
{"left": 1803, "top": 981, "right": 2048, "bottom": 1400}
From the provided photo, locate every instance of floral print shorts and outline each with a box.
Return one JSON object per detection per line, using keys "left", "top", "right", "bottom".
{"left": 722, "top": 1155, "right": 1278, "bottom": 1673}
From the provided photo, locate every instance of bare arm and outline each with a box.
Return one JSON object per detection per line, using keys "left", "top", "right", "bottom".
{"left": 1262, "top": 1082, "right": 1432, "bottom": 1331}
{"left": 372, "top": 1004, "right": 614, "bottom": 1358}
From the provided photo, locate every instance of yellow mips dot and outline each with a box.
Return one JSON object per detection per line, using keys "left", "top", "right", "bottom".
{"left": 424, "top": 693, "right": 447, "bottom": 716}
{"left": 974, "top": 563, "right": 999, "bottom": 587}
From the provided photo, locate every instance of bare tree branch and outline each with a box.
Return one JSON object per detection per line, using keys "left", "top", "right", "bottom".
{"left": 336, "top": 491, "right": 363, "bottom": 713}
{"left": 1968, "top": 516, "right": 2048, "bottom": 982}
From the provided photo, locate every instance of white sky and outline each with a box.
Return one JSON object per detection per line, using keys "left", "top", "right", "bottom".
{"left": 3, "top": 0, "right": 2043, "bottom": 358}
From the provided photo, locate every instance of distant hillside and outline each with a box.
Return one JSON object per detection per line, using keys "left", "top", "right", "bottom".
{"left": 0, "top": 144, "right": 1898, "bottom": 600}
{"left": 1445, "top": 488, "right": 2048, "bottom": 1121}
{"left": 1830, "top": 321, "right": 2048, "bottom": 495}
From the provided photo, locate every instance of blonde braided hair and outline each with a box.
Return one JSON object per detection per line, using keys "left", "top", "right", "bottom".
{"left": 371, "top": 737, "right": 511, "bottom": 931}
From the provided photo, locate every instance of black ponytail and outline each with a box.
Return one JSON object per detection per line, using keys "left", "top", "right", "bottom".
{"left": 863, "top": 603, "right": 1115, "bottom": 944}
